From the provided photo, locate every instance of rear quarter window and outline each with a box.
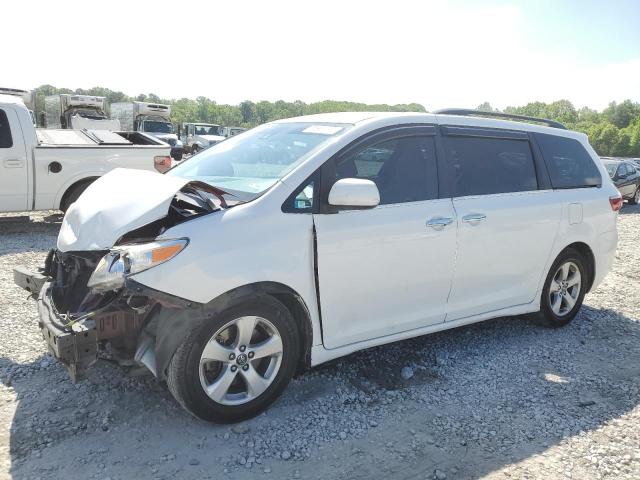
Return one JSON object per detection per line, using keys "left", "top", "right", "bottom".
{"left": 536, "top": 133, "right": 601, "bottom": 189}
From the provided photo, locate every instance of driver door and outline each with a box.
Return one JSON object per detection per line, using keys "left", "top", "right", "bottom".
{"left": 313, "top": 126, "right": 457, "bottom": 349}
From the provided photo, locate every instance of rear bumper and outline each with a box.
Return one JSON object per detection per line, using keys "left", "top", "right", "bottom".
{"left": 37, "top": 281, "right": 98, "bottom": 381}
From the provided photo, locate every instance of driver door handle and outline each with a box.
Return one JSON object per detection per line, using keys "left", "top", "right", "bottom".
{"left": 3, "top": 158, "right": 23, "bottom": 168}
{"left": 426, "top": 216, "right": 453, "bottom": 230}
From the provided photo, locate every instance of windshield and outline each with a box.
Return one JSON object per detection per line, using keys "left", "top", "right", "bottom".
{"left": 604, "top": 162, "right": 618, "bottom": 178}
{"left": 144, "top": 121, "right": 174, "bottom": 134}
{"left": 169, "top": 122, "right": 350, "bottom": 197}
{"left": 194, "top": 124, "right": 222, "bottom": 136}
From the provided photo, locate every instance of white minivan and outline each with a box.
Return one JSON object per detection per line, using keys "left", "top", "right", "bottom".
{"left": 23, "top": 110, "right": 620, "bottom": 423}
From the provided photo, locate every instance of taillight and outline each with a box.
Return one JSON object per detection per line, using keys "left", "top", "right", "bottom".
{"left": 609, "top": 196, "right": 623, "bottom": 212}
{"left": 153, "top": 155, "right": 172, "bottom": 173}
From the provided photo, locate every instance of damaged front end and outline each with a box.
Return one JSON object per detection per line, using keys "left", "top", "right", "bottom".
{"left": 15, "top": 171, "right": 232, "bottom": 382}
{"left": 34, "top": 253, "right": 196, "bottom": 382}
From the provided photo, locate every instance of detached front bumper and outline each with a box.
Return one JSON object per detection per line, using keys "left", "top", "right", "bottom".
{"left": 37, "top": 281, "right": 98, "bottom": 381}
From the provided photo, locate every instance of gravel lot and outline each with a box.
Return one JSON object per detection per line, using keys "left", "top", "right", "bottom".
{"left": 1, "top": 205, "right": 639, "bottom": 480}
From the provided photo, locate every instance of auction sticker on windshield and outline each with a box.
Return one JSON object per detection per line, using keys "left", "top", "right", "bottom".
{"left": 302, "top": 125, "right": 345, "bottom": 135}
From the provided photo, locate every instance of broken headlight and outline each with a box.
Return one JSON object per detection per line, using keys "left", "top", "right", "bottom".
{"left": 87, "top": 239, "right": 188, "bottom": 292}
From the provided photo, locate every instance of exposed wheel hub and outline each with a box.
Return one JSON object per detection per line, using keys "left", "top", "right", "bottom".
{"left": 236, "top": 353, "right": 248, "bottom": 366}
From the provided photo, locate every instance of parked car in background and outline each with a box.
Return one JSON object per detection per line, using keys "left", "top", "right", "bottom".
{"left": 180, "top": 123, "right": 226, "bottom": 155}
{"left": 0, "top": 94, "right": 171, "bottom": 213}
{"left": 17, "top": 109, "right": 619, "bottom": 423}
{"left": 601, "top": 158, "right": 640, "bottom": 205}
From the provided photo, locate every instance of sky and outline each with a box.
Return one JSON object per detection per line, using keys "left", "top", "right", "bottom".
{"left": 3, "top": 0, "right": 639, "bottom": 111}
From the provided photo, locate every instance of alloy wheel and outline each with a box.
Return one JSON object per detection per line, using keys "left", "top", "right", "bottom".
{"left": 199, "top": 316, "right": 283, "bottom": 405}
{"left": 548, "top": 261, "right": 582, "bottom": 316}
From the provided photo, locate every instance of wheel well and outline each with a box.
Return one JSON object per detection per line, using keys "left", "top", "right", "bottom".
{"left": 60, "top": 177, "right": 99, "bottom": 210}
{"left": 205, "top": 282, "right": 314, "bottom": 373}
{"left": 270, "top": 291, "right": 313, "bottom": 373}
{"left": 563, "top": 242, "right": 596, "bottom": 292}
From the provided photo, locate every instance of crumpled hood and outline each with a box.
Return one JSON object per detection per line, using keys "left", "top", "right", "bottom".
{"left": 58, "top": 168, "right": 190, "bottom": 252}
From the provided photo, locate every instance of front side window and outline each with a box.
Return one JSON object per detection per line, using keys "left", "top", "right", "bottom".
{"left": 536, "top": 133, "right": 601, "bottom": 188}
{"left": 0, "top": 109, "right": 13, "bottom": 148}
{"left": 445, "top": 136, "right": 537, "bottom": 196}
{"left": 333, "top": 136, "right": 437, "bottom": 205}
{"left": 170, "top": 122, "right": 350, "bottom": 200}
{"left": 195, "top": 125, "right": 222, "bottom": 136}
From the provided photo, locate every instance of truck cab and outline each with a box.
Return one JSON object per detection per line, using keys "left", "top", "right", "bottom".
{"left": 0, "top": 88, "right": 36, "bottom": 125}
{"left": 111, "top": 102, "right": 184, "bottom": 160}
{"left": 44, "top": 94, "right": 121, "bottom": 130}
{"left": 180, "top": 122, "right": 226, "bottom": 154}
{"left": 222, "top": 126, "right": 247, "bottom": 137}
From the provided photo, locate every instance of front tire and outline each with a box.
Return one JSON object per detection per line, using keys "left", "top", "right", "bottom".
{"left": 629, "top": 187, "right": 640, "bottom": 205}
{"left": 532, "top": 248, "right": 588, "bottom": 328}
{"left": 167, "top": 296, "right": 300, "bottom": 423}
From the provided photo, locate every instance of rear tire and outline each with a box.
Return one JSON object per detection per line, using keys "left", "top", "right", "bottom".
{"left": 167, "top": 296, "right": 300, "bottom": 423}
{"left": 531, "top": 248, "right": 588, "bottom": 328}
{"left": 60, "top": 180, "right": 94, "bottom": 213}
{"left": 629, "top": 187, "right": 640, "bottom": 205}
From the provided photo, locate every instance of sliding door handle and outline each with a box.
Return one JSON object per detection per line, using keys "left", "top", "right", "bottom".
{"left": 462, "top": 213, "right": 486, "bottom": 224}
{"left": 426, "top": 216, "right": 453, "bottom": 230}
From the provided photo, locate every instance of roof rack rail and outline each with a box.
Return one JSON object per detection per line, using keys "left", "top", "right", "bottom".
{"left": 433, "top": 108, "right": 567, "bottom": 130}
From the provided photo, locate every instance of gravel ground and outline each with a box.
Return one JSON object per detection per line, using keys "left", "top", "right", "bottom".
{"left": 0, "top": 205, "right": 639, "bottom": 480}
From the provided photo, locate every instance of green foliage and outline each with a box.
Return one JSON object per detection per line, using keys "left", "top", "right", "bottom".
{"left": 31, "top": 85, "right": 426, "bottom": 130}
{"left": 30, "top": 84, "right": 640, "bottom": 158}
{"left": 487, "top": 100, "right": 640, "bottom": 157}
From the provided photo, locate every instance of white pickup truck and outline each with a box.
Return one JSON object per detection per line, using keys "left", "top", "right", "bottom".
{"left": 0, "top": 94, "right": 172, "bottom": 213}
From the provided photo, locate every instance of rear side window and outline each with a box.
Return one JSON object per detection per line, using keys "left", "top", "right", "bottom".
{"left": 444, "top": 136, "right": 537, "bottom": 196}
{"left": 0, "top": 109, "right": 13, "bottom": 148}
{"left": 334, "top": 135, "right": 437, "bottom": 205}
{"left": 536, "top": 134, "right": 601, "bottom": 188}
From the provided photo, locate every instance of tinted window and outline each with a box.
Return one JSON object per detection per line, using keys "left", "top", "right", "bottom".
{"left": 444, "top": 136, "right": 537, "bottom": 196}
{"left": 334, "top": 136, "right": 437, "bottom": 205}
{"left": 536, "top": 134, "right": 601, "bottom": 188}
{"left": 0, "top": 109, "right": 13, "bottom": 148}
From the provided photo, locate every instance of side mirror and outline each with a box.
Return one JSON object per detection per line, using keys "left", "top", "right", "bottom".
{"left": 328, "top": 178, "right": 380, "bottom": 209}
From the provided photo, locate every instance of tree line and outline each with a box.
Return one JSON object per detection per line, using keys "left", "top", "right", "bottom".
{"left": 33, "top": 85, "right": 640, "bottom": 157}
{"left": 478, "top": 100, "right": 640, "bottom": 157}
{"left": 32, "top": 85, "right": 425, "bottom": 131}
